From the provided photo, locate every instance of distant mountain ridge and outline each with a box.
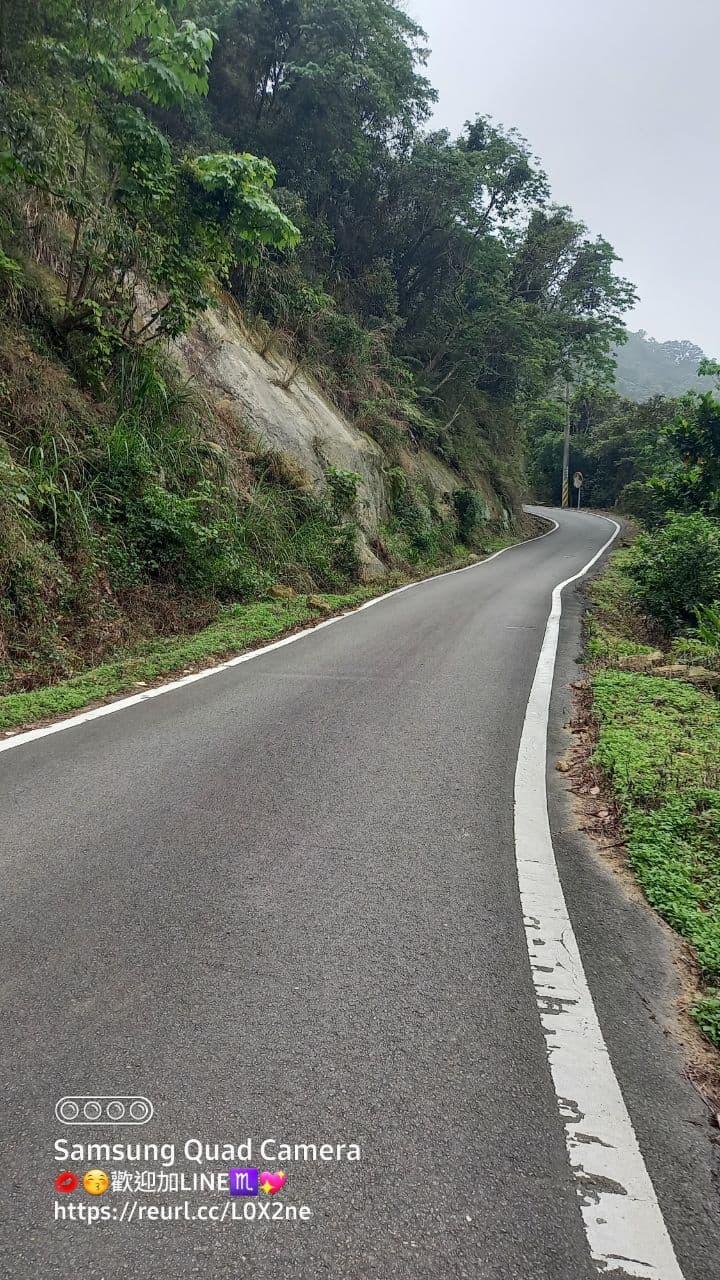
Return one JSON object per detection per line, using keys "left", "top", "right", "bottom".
{"left": 614, "top": 329, "right": 717, "bottom": 401}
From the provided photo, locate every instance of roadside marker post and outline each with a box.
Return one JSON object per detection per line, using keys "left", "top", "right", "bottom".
{"left": 561, "top": 380, "right": 571, "bottom": 507}
{"left": 573, "top": 470, "right": 584, "bottom": 510}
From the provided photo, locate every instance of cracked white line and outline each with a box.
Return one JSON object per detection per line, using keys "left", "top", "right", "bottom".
{"left": 514, "top": 514, "right": 685, "bottom": 1279}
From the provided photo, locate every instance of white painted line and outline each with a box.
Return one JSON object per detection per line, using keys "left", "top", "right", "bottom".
{"left": 514, "top": 516, "right": 685, "bottom": 1279}
{"left": 0, "top": 517, "right": 559, "bottom": 755}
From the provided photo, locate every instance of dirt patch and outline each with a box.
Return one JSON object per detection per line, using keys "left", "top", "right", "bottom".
{"left": 522, "top": 510, "right": 554, "bottom": 540}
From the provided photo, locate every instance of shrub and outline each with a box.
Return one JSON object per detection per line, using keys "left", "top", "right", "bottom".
{"left": 324, "top": 467, "right": 361, "bottom": 518}
{"left": 626, "top": 513, "right": 720, "bottom": 631}
{"left": 356, "top": 398, "right": 404, "bottom": 451}
{"left": 453, "top": 488, "right": 486, "bottom": 545}
{"left": 384, "top": 465, "right": 408, "bottom": 510}
{"left": 695, "top": 602, "right": 720, "bottom": 650}
{"left": 617, "top": 479, "right": 665, "bottom": 527}
{"left": 384, "top": 481, "right": 459, "bottom": 565}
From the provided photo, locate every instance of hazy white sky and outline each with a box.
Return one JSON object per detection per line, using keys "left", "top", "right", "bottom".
{"left": 408, "top": 0, "right": 719, "bottom": 354}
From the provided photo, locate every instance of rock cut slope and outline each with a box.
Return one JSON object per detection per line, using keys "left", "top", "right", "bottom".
{"left": 177, "top": 297, "right": 511, "bottom": 575}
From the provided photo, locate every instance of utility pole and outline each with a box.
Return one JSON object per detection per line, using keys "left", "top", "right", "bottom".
{"left": 561, "top": 380, "right": 571, "bottom": 508}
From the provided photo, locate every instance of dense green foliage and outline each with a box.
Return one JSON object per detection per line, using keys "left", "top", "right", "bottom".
{"left": 0, "top": 0, "right": 636, "bottom": 428}
{"left": 623, "top": 386, "right": 720, "bottom": 524}
{"left": 625, "top": 515, "right": 720, "bottom": 631}
{"left": 528, "top": 363, "right": 720, "bottom": 541}
{"left": 0, "top": 0, "right": 298, "bottom": 357}
{"left": 0, "top": 0, "right": 638, "bottom": 692}
{"left": 527, "top": 386, "right": 679, "bottom": 508}
{"left": 603, "top": 364, "right": 720, "bottom": 641}
{"left": 190, "top": 0, "right": 636, "bottom": 489}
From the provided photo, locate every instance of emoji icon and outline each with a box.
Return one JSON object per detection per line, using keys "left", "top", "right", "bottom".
{"left": 259, "top": 1170, "right": 286, "bottom": 1195}
{"left": 229, "top": 1168, "right": 259, "bottom": 1196}
{"left": 55, "top": 1171, "right": 79, "bottom": 1193}
{"left": 83, "top": 1169, "right": 109, "bottom": 1195}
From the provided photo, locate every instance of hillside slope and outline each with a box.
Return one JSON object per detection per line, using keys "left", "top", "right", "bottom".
{"left": 176, "top": 298, "right": 512, "bottom": 553}
{"left": 0, "top": 0, "right": 637, "bottom": 697}
{"left": 614, "top": 330, "right": 716, "bottom": 400}
{"left": 0, "top": 282, "right": 516, "bottom": 697}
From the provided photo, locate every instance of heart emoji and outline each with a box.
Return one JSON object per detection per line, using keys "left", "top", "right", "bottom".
{"left": 259, "top": 1170, "right": 286, "bottom": 1195}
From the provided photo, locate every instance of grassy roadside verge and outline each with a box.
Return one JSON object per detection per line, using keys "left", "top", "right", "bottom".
{"left": 0, "top": 589, "right": 374, "bottom": 733}
{"left": 584, "top": 551, "right": 720, "bottom": 1050}
{"left": 0, "top": 532, "right": 523, "bottom": 735}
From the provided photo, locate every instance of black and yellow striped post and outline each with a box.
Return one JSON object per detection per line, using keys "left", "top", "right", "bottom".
{"left": 561, "top": 381, "right": 571, "bottom": 507}
{"left": 561, "top": 427, "right": 570, "bottom": 508}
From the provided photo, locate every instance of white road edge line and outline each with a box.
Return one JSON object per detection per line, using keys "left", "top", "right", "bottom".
{"left": 0, "top": 515, "right": 559, "bottom": 755}
{"left": 514, "top": 515, "right": 685, "bottom": 1279}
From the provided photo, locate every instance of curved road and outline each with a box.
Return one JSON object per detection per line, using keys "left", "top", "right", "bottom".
{"left": 1, "top": 508, "right": 718, "bottom": 1278}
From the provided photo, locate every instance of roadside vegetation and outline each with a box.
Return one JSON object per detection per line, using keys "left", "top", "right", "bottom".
{"left": 0, "top": 586, "right": 375, "bottom": 731}
{"left": 533, "top": 326, "right": 720, "bottom": 1057}
{"left": 0, "top": 1, "right": 634, "bottom": 698}
{"left": 585, "top": 534, "right": 720, "bottom": 1051}
{"left": 0, "top": 533, "right": 524, "bottom": 733}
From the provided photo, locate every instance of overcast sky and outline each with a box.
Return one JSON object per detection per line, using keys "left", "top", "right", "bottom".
{"left": 407, "top": 0, "right": 719, "bottom": 355}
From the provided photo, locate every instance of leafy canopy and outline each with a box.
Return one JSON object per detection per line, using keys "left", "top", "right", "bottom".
{"left": 0, "top": 0, "right": 299, "bottom": 351}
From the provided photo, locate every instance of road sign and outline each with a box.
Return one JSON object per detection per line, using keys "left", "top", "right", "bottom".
{"left": 573, "top": 471, "right": 584, "bottom": 510}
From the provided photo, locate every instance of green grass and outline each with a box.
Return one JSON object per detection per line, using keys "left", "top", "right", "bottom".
{"left": 0, "top": 531, "right": 529, "bottom": 734}
{"left": 586, "top": 623, "right": 654, "bottom": 663}
{"left": 592, "top": 667, "right": 720, "bottom": 1047}
{"left": 585, "top": 548, "right": 655, "bottom": 662}
{"left": 0, "top": 588, "right": 379, "bottom": 732}
{"left": 587, "top": 544, "right": 720, "bottom": 1050}
{"left": 670, "top": 635, "right": 720, "bottom": 671}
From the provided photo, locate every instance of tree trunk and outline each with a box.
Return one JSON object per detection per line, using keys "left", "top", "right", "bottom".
{"left": 64, "top": 124, "right": 92, "bottom": 314}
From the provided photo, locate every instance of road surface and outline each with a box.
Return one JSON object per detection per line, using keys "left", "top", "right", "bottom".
{"left": 1, "top": 507, "right": 718, "bottom": 1278}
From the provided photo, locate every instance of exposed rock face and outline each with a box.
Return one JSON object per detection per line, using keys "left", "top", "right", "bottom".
{"left": 175, "top": 300, "right": 507, "bottom": 576}
{"left": 177, "top": 308, "right": 390, "bottom": 532}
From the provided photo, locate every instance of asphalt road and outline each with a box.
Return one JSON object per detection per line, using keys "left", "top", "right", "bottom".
{"left": 1, "top": 508, "right": 718, "bottom": 1278}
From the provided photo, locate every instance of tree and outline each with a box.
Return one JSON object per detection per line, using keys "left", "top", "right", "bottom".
{"left": 660, "top": 394, "right": 720, "bottom": 515}
{"left": 526, "top": 388, "right": 680, "bottom": 508}
{"left": 459, "top": 115, "right": 549, "bottom": 234}
{"left": 2, "top": 0, "right": 638, "bottom": 491}
{"left": 511, "top": 208, "right": 637, "bottom": 385}
{"left": 35, "top": 1, "right": 216, "bottom": 309}
{"left": 0, "top": 0, "right": 298, "bottom": 353}
{"left": 207, "top": 0, "right": 434, "bottom": 207}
